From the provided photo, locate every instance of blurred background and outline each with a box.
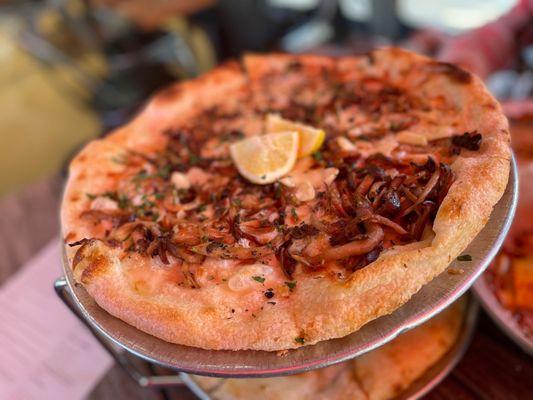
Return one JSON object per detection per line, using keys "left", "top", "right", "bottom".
{"left": 0, "top": 0, "right": 532, "bottom": 197}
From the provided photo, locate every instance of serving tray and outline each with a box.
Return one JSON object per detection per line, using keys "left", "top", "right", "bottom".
{"left": 54, "top": 157, "right": 517, "bottom": 378}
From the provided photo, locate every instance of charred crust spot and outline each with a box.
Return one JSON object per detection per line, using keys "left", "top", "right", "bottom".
{"left": 80, "top": 254, "right": 107, "bottom": 284}
{"left": 484, "top": 101, "right": 497, "bottom": 110}
{"left": 155, "top": 84, "right": 183, "bottom": 104}
{"left": 222, "top": 60, "right": 244, "bottom": 73}
{"left": 69, "top": 239, "right": 110, "bottom": 284}
{"left": 427, "top": 61, "right": 472, "bottom": 84}
{"left": 452, "top": 131, "right": 482, "bottom": 151}
{"left": 64, "top": 232, "right": 76, "bottom": 242}
{"left": 287, "top": 60, "right": 303, "bottom": 72}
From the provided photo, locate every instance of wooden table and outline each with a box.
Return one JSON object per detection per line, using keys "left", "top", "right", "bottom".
{"left": 1, "top": 175, "right": 531, "bottom": 400}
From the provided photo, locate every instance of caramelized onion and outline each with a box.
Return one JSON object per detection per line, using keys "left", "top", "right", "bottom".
{"left": 191, "top": 242, "right": 273, "bottom": 260}
{"left": 369, "top": 215, "right": 408, "bottom": 235}
{"left": 400, "top": 168, "right": 440, "bottom": 217}
{"left": 356, "top": 175, "right": 375, "bottom": 196}
{"left": 238, "top": 220, "right": 279, "bottom": 244}
{"left": 318, "top": 222, "right": 384, "bottom": 261}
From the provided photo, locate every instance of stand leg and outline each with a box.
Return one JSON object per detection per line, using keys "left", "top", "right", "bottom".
{"left": 53, "top": 277, "right": 192, "bottom": 390}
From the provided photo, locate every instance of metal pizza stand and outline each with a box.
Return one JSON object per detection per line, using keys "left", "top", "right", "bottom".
{"left": 54, "top": 158, "right": 518, "bottom": 398}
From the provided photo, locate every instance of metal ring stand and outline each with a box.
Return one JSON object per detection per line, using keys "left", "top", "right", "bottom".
{"left": 55, "top": 277, "right": 479, "bottom": 399}
{"left": 54, "top": 277, "right": 187, "bottom": 389}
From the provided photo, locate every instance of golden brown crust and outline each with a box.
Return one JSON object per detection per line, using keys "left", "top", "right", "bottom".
{"left": 191, "top": 299, "right": 465, "bottom": 400}
{"left": 61, "top": 48, "right": 510, "bottom": 350}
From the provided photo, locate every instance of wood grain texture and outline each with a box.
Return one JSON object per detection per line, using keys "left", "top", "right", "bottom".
{"left": 0, "top": 176, "right": 530, "bottom": 400}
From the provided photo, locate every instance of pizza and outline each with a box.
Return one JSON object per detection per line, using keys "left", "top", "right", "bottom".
{"left": 61, "top": 48, "right": 510, "bottom": 351}
{"left": 192, "top": 299, "right": 465, "bottom": 400}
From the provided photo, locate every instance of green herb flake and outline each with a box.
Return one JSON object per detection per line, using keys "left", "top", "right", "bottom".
{"left": 312, "top": 151, "right": 323, "bottom": 161}
{"left": 196, "top": 204, "right": 207, "bottom": 212}
{"left": 133, "top": 170, "right": 151, "bottom": 182}
{"left": 294, "top": 337, "right": 305, "bottom": 344}
{"left": 290, "top": 207, "right": 298, "bottom": 220}
{"left": 118, "top": 195, "right": 129, "bottom": 210}
{"left": 274, "top": 184, "right": 282, "bottom": 199}
{"left": 233, "top": 198, "right": 242, "bottom": 207}
{"left": 189, "top": 153, "right": 201, "bottom": 165}
{"left": 103, "top": 191, "right": 117, "bottom": 200}
{"left": 86, "top": 193, "right": 97, "bottom": 200}
{"left": 285, "top": 281, "right": 297, "bottom": 291}
{"left": 457, "top": 254, "right": 472, "bottom": 262}
{"left": 111, "top": 154, "right": 128, "bottom": 164}
{"left": 157, "top": 165, "right": 172, "bottom": 179}
{"left": 252, "top": 276, "right": 265, "bottom": 284}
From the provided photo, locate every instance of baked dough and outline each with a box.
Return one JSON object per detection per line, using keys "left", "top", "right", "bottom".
{"left": 192, "top": 299, "right": 465, "bottom": 399}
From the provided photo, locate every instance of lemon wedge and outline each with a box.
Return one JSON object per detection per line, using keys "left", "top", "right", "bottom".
{"left": 230, "top": 131, "right": 299, "bottom": 184}
{"left": 266, "top": 113, "right": 325, "bottom": 157}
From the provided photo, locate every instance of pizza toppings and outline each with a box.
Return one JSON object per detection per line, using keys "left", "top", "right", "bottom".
{"left": 68, "top": 56, "right": 489, "bottom": 291}
{"left": 59, "top": 49, "right": 512, "bottom": 351}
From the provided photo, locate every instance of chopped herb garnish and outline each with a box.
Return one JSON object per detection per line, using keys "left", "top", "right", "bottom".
{"left": 111, "top": 154, "right": 128, "bottom": 164}
{"left": 189, "top": 153, "right": 201, "bottom": 165}
{"left": 290, "top": 207, "right": 298, "bottom": 220}
{"left": 118, "top": 194, "right": 129, "bottom": 209}
{"left": 157, "top": 165, "right": 172, "bottom": 179}
{"left": 294, "top": 337, "right": 305, "bottom": 344}
{"left": 274, "top": 184, "right": 282, "bottom": 199}
{"left": 285, "top": 281, "right": 297, "bottom": 291}
{"left": 252, "top": 276, "right": 265, "bottom": 284}
{"left": 260, "top": 174, "right": 266, "bottom": 180}
{"left": 233, "top": 198, "right": 242, "bottom": 207}
{"left": 86, "top": 193, "right": 97, "bottom": 200}
{"left": 153, "top": 192, "right": 164, "bottom": 200}
{"left": 196, "top": 204, "right": 207, "bottom": 212}
{"left": 133, "top": 170, "right": 151, "bottom": 182}
{"left": 103, "top": 191, "right": 117, "bottom": 199}
{"left": 312, "top": 151, "right": 323, "bottom": 161}
{"left": 457, "top": 254, "right": 472, "bottom": 262}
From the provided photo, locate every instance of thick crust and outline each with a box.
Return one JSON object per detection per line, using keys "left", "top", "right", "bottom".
{"left": 192, "top": 299, "right": 465, "bottom": 400}
{"left": 61, "top": 48, "right": 510, "bottom": 350}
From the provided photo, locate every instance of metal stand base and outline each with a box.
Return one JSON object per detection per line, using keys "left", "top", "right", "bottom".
{"left": 54, "top": 278, "right": 188, "bottom": 389}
